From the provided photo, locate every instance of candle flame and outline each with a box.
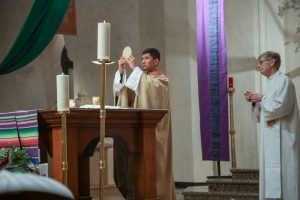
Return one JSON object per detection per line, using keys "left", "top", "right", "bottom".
{"left": 103, "top": 20, "right": 106, "bottom": 23}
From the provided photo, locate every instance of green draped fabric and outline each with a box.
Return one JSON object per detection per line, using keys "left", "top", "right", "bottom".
{"left": 0, "top": 0, "right": 70, "bottom": 75}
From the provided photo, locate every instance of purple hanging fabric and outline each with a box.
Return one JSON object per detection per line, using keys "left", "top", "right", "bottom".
{"left": 196, "top": 0, "right": 229, "bottom": 161}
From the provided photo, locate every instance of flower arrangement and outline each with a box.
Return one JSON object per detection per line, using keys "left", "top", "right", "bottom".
{"left": 0, "top": 146, "right": 38, "bottom": 173}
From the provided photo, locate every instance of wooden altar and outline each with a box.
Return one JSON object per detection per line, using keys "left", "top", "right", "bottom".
{"left": 38, "top": 108, "right": 167, "bottom": 200}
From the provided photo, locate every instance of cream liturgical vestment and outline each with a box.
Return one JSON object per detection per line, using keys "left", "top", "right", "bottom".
{"left": 252, "top": 71, "right": 300, "bottom": 200}
{"left": 113, "top": 67, "right": 176, "bottom": 200}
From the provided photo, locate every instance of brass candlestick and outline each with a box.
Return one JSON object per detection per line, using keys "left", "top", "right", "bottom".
{"left": 91, "top": 58, "right": 114, "bottom": 200}
{"left": 56, "top": 73, "right": 70, "bottom": 186}
{"left": 99, "top": 59, "right": 107, "bottom": 200}
{"left": 60, "top": 111, "right": 69, "bottom": 185}
{"left": 91, "top": 58, "right": 113, "bottom": 200}
{"left": 228, "top": 87, "right": 236, "bottom": 169}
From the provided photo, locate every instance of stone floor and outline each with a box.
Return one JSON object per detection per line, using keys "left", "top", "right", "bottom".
{"left": 90, "top": 186, "right": 185, "bottom": 200}
{"left": 90, "top": 187, "right": 122, "bottom": 200}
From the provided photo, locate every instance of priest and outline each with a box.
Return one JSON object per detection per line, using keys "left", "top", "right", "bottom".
{"left": 244, "top": 51, "right": 300, "bottom": 200}
{"left": 113, "top": 48, "right": 176, "bottom": 200}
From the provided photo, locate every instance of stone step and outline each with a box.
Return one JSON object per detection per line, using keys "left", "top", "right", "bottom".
{"left": 207, "top": 179, "right": 258, "bottom": 193}
{"left": 183, "top": 191, "right": 259, "bottom": 200}
{"left": 183, "top": 186, "right": 258, "bottom": 200}
{"left": 230, "top": 168, "right": 259, "bottom": 181}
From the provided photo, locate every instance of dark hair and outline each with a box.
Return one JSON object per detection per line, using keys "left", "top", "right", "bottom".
{"left": 142, "top": 48, "right": 160, "bottom": 60}
{"left": 258, "top": 51, "right": 281, "bottom": 69}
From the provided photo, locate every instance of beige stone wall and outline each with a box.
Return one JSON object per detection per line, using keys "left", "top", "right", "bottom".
{"left": 284, "top": 3, "right": 300, "bottom": 104}
{"left": 0, "top": 0, "right": 64, "bottom": 112}
{"left": 225, "top": 0, "right": 260, "bottom": 171}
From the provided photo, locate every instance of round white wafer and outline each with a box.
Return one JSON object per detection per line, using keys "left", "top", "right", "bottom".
{"left": 122, "top": 46, "right": 132, "bottom": 59}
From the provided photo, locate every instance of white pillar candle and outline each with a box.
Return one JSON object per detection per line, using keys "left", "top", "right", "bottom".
{"left": 97, "top": 21, "right": 111, "bottom": 60}
{"left": 56, "top": 74, "right": 70, "bottom": 112}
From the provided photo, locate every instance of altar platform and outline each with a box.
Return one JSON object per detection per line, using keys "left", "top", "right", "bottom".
{"left": 38, "top": 108, "right": 167, "bottom": 200}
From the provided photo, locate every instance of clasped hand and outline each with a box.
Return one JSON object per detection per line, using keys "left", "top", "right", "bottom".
{"left": 244, "top": 91, "right": 263, "bottom": 103}
{"left": 118, "top": 55, "right": 137, "bottom": 74}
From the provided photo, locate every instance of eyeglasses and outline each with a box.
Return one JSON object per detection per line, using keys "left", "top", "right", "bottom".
{"left": 255, "top": 59, "right": 272, "bottom": 71}
{"left": 258, "top": 59, "right": 271, "bottom": 65}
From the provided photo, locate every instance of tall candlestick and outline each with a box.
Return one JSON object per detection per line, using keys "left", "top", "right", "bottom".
{"left": 56, "top": 74, "right": 70, "bottom": 112}
{"left": 228, "top": 76, "right": 236, "bottom": 168}
{"left": 228, "top": 82, "right": 236, "bottom": 168}
{"left": 228, "top": 77, "right": 233, "bottom": 88}
{"left": 97, "top": 21, "right": 111, "bottom": 60}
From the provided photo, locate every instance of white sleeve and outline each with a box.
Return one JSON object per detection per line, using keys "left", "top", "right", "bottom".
{"left": 261, "top": 78, "right": 294, "bottom": 121}
{"left": 125, "top": 67, "right": 143, "bottom": 95}
{"left": 113, "top": 70, "right": 126, "bottom": 94}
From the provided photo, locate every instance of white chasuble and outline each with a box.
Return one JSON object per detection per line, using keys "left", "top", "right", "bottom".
{"left": 114, "top": 67, "right": 176, "bottom": 200}
{"left": 253, "top": 71, "right": 300, "bottom": 200}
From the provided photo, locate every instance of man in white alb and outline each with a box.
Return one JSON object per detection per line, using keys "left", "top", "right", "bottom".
{"left": 244, "top": 51, "right": 300, "bottom": 200}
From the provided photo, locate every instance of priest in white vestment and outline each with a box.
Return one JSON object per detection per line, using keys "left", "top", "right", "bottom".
{"left": 244, "top": 51, "right": 300, "bottom": 200}
{"left": 113, "top": 48, "right": 176, "bottom": 200}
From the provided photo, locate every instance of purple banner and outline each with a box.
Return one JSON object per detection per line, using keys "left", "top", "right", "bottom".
{"left": 196, "top": 0, "right": 229, "bottom": 161}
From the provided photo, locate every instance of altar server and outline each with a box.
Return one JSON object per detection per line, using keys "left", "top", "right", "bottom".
{"left": 244, "top": 51, "right": 300, "bottom": 200}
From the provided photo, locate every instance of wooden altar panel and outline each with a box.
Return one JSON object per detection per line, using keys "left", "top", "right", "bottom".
{"left": 38, "top": 108, "right": 167, "bottom": 200}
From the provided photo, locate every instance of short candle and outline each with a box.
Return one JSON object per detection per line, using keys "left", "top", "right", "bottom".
{"left": 56, "top": 74, "right": 70, "bottom": 112}
{"left": 228, "top": 77, "right": 233, "bottom": 88}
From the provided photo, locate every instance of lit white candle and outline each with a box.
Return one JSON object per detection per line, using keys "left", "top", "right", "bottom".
{"left": 97, "top": 21, "right": 111, "bottom": 60}
{"left": 56, "top": 74, "right": 70, "bottom": 112}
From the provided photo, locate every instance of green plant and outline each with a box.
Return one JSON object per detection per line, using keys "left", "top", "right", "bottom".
{"left": 0, "top": 146, "right": 33, "bottom": 173}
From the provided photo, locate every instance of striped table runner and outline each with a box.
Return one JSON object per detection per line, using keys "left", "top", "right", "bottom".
{"left": 0, "top": 110, "right": 39, "bottom": 165}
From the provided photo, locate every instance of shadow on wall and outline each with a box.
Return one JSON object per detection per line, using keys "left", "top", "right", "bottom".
{"left": 227, "top": 57, "right": 257, "bottom": 74}
{"left": 228, "top": 57, "right": 300, "bottom": 79}
{"left": 286, "top": 66, "right": 300, "bottom": 79}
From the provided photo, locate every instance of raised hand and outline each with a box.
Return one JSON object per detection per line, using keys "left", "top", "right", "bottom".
{"left": 126, "top": 55, "right": 137, "bottom": 70}
{"left": 118, "top": 56, "right": 127, "bottom": 74}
